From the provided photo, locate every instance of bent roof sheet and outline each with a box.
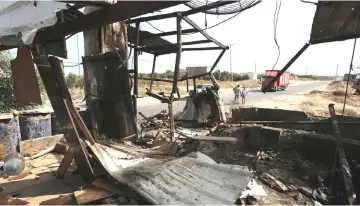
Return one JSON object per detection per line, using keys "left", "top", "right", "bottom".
{"left": 0, "top": 1, "right": 181, "bottom": 48}
{"left": 310, "top": 1, "right": 360, "bottom": 44}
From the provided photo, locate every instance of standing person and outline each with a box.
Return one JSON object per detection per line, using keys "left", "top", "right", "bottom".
{"left": 233, "top": 85, "right": 241, "bottom": 104}
{"left": 241, "top": 86, "right": 248, "bottom": 104}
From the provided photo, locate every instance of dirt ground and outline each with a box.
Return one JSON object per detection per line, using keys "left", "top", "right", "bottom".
{"left": 239, "top": 81, "right": 360, "bottom": 117}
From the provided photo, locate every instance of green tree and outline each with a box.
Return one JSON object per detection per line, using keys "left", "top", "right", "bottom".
{"left": 0, "top": 51, "right": 15, "bottom": 112}
{"left": 66, "top": 73, "right": 77, "bottom": 88}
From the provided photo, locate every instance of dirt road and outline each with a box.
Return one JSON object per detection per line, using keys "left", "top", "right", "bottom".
{"left": 138, "top": 81, "right": 331, "bottom": 118}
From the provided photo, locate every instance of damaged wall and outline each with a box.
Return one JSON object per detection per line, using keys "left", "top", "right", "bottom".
{"left": 83, "top": 6, "right": 136, "bottom": 140}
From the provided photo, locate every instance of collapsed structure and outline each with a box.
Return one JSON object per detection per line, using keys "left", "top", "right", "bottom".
{"left": 0, "top": 0, "right": 360, "bottom": 205}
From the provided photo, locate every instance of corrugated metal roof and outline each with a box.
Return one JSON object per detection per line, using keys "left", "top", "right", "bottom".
{"left": 111, "top": 151, "right": 253, "bottom": 205}
{"left": 310, "top": 1, "right": 360, "bottom": 44}
{"left": 0, "top": 1, "right": 67, "bottom": 45}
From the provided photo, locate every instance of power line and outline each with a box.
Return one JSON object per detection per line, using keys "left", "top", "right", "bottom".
{"left": 145, "top": 10, "right": 244, "bottom": 36}
{"left": 272, "top": 0, "right": 282, "bottom": 71}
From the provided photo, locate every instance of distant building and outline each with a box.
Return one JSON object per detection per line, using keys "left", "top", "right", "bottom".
{"left": 343, "top": 74, "right": 357, "bottom": 82}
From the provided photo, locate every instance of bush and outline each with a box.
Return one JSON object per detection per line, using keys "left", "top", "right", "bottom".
{"left": 0, "top": 52, "right": 16, "bottom": 112}
{"left": 65, "top": 73, "right": 84, "bottom": 89}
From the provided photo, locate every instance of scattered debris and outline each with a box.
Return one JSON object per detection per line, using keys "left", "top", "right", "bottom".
{"left": 259, "top": 173, "right": 289, "bottom": 192}
{"left": 73, "top": 187, "right": 114, "bottom": 205}
{"left": 240, "top": 179, "right": 268, "bottom": 199}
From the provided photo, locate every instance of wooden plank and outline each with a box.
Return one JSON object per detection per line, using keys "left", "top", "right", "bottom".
{"left": 0, "top": 195, "right": 28, "bottom": 205}
{"left": 30, "top": 153, "right": 63, "bottom": 168}
{"left": 74, "top": 187, "right": 114, "bottom": 204}
{"left": 55, "top": 148, "right": 74, "bottom": 178}
{"left": 19, "top": 134, "right": 64, "bottom": 157}
{"left": 39, "top": 194, "right": 76, "bottom": 205}
{"left": 17, "top": 179, "right": 73, "bottom": 200}
{"left": 259, "top": 173, "right": 288, "bottom": 192}
{"left": 92, "top": 178, "right": 125, "bottom": 195}
{"left": 187, "top": 135, "right": 238, "bottom": 143}
{"left": 0, "top": 173, "right": 57, "bottom": 195}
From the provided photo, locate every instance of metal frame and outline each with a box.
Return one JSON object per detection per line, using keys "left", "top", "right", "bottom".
{"left": 128, "top": 9, "right": 229, "bottom": 139}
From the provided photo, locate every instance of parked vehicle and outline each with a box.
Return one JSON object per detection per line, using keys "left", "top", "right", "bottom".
{"left": 261, "top": 70, "right": 290, "bottom": 92}
{"left": 352, "top": 74, "right": 360, "bottom": 94}
{"left": 189, "top": 84, "right": 214, "bottom": 95}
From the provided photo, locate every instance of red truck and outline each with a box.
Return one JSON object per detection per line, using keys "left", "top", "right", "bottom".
{"left": 261, "top": 70, "right": 290, "bottom": 92}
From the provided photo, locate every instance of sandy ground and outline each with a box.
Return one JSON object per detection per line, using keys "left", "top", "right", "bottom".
{"left": 240, "top": 81, "right": 360, "bottom": 117}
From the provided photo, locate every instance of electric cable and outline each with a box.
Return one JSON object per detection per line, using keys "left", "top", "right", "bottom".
{"left": 272, "top": 0, "right": 282, "bottom": 71}
{"left": 329, "top": 9, "right": 360, "bottom": 195}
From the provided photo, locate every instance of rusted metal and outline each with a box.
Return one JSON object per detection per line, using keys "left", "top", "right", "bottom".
{"left": 310, "top": 1, "right": 360, "bottom": 44}
{"left": 139, "top": 29, "right": 198, "bottom": 39}
{"left": 138, "top": 76, "right": 173, "bottom": 83}
{"left": 55, "top": 147, "right": 75, "bottom": 178}
{"left": 34, "top": 54, "right": 94, "bottom": 182}
{"left": 328, "top": 103, "right": 355, "bottom": 205}
{"left": 238, "top": 120, "right": 360, "bottom": 124}
{"left": 193, "top": 78, "right": 196, "bottom": 95}
{"left": 149, "top": 54, "right": 157, "bottom": 92}
{"left": 209, "top": 48, "right": 227, "bottom": 73}
{"left": 146, "top": 91, "right": 169, "bottom": 103}
{"left": 133, "top": 22, "right": 140, "bottom": 117}
{"left": 35, "top": 37, "right": 68, "bottom": 59}
{"left": 264, "top": 43, "right": 310, "bottom": 92}
{"left": 127, "top": 1, "right": 234, "bottom": 24}
{"left": 182, "top": 47, "right": 224, "bottom": 51}
{"left": 169, "top": 13, "right": 182, "bottom": 140}
{"left": 82, "top": 52, "right": 137, "bottom": 140}
{"left": 186, "top": 71, "right": 189, "bottom": 93}
{"left": 137, "top": 40, "right": 214, "bottom": 54}
{"left": 182, "top": 16, "right": 226, "bottom": 49}
{"left": 33, "top": 1, "right": 182, "bottom": 43}
{"left": 11, "top": 47, "right": 42, "bottom": 107}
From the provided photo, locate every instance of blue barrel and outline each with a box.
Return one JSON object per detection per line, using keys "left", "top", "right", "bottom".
{"left": 0, "top": 117, "right": 21, "bottom": 160}
{"left": 19, "top": 114, "right": 52, "bottom": 140}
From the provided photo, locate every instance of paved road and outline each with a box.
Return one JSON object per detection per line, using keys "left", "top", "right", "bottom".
{"left": 138, "top": 81, "right": 331, "bottom": 118}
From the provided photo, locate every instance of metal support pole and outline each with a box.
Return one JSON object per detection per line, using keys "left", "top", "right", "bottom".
{"left": 328, "top": 104, "right": 355, "bottom": 205}
{"left": 149, "top": 54, "right": 157, "bottom": 92}
{"left": 229, "top": 44, "right": 233, "bottom": 82}
{"left": 169, "top": 13, "right": 182, "bottom": 140}
{"left": 193, "top": 78, "right": 196, "bottom": 95}
{"left": 186, "top": 70, "right": 189, "bottom": 92}
{"left": 133, "top": 22, "right": 140, "bottom": 116}
{"left": 265, "top": 43, "right": 310, "bottom": 92}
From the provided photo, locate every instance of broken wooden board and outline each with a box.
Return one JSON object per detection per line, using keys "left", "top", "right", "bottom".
{"left": 92, "top": 178, "right": 125, "bottom": 195}
{"left": 19, "top": 134, "right": 64, "bottom": 157}
{"left": 39, "top": 194, "right": 76, "bottom": 205}
{"left": 152, "top": 142, "right": 179, "bottom": 156}
{"left": 0, "top": 195, "right": 28, "bottom": 205}
{"left": 187, "top": 135, "right": 238, "bottom": 144}
{"left": 73, "top": 187, "right": 114, "bottom": 205}
{"left": 259, "top": 173, "right": 288, "bottom": 192}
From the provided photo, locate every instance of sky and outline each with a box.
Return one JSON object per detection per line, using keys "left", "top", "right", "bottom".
{"left": 50, "top": 0, "right": 360, "bottom": 76}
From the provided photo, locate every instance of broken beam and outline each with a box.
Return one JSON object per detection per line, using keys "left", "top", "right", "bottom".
{"left": 328, "top": 103, "right": 355, "bottom": 205}
{"left": 265, "top": 43, "right": 310, "bottom": 92}
{"left": 238, "top": 121, "right": 360, "bottom": 124}
{"left": 33, "top": 1, "right": 181, "bottom": 43}
{"left": 182, "top": 16, "right": 226, "bottom": 48}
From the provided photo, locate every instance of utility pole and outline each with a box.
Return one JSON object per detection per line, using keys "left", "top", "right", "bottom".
{"left": 306, "top": 65, "right": 308, "bottom": 75}
{"left": 255, "top": 63, "right": 257, "bottom": 73}
{"left": 335, "top": 65, "right": 338, "bottom": 81}
{"left": 229, "top": 43, "right": 235, "bottom": 81}
{"left": 76, "top": 33, "right": 80, "bottom": 75}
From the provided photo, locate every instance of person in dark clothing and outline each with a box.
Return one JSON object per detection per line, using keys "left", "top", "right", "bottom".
{"left": 233, "top": 85, "right": 241, "bottom": 104}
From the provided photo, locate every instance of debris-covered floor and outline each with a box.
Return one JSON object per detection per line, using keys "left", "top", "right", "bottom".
{"left": 1, "top": 106, "right": 360, "bottom": 205}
